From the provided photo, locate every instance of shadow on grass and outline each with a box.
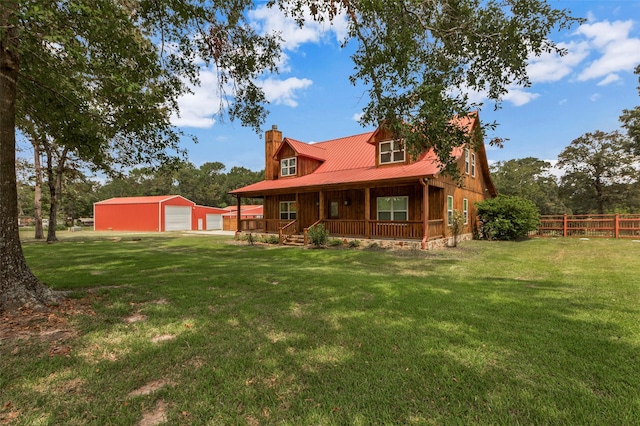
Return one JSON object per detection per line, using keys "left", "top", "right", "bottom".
{"left": 6, "top": 237, "right": 639, "bottom": 424}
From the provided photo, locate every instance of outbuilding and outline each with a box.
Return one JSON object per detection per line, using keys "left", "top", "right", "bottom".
{"left": 94, "top": 195, "right": 227, "bottom": 232}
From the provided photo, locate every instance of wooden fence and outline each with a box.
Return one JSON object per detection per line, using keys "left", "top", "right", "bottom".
{"left": 532, "top": 214, "right": 640, "bottom": 239}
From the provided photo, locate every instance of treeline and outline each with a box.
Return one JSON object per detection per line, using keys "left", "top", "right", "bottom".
{"left": 16, "top": 159, "right": 264, "bottom": 223}
{"left": 491, "top": 131, "right": 640, "bottom": 215}
{"left": 493, "top": 64, "right": 640, "bottom": 215}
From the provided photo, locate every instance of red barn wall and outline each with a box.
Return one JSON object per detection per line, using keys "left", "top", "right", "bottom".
{"left": 94, "top": 203, "right": 160, "bottom": 231}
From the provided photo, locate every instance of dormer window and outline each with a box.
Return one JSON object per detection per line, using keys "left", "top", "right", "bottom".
{"left": 379, "top": 140, "right": 405, "bottom": 164}
{"left": 281, "top": 157, "right": 296, "bottom": 176}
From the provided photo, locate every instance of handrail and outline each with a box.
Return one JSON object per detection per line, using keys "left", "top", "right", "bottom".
{"left": 303, "top": 219, "right": 324, "bottom": 246}
{"left": 279, "top": 220, "right": 297, "bottom": 245}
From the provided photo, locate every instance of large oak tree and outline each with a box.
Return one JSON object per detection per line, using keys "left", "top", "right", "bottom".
{"left": 1, "top": 0, "right": 577, "bottom": 312}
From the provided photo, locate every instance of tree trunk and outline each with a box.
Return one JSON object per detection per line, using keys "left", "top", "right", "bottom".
{"left": 0, "top": 2, "right": 57, "bottom": 313}
{"left": 44, "top": 144, "right": 68, "bottom": 242}
{"left": 33, "top": 141, "right": 45, "bottom": 239}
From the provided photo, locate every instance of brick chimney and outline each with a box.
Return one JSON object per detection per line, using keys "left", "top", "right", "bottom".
{"left": 265, "top": 125, "right": 282, "bottom": 180}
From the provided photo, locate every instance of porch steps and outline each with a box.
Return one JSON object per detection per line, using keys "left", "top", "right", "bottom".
{"left": 283, "top": 234, "right": 306, "bottom": 246}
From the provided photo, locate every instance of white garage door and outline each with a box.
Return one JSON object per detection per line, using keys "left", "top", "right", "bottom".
{"left": 165, "top": 205, "right": 192, "bottom": 231}
{"left": 206, "top": 214, "right": 222, "bottom": 230}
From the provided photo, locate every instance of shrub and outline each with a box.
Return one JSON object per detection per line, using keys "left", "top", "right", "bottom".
{"left": 448, "top": 210, "right": 465, "bottom": 247}
{"left": 475, "top": 195, "right": 540, "bottom": 240}
{"left": 307, "top": 224, "right": 329, "bottom": 247}
{"left": 263, "top": 235, "right": 280, "bottom": 245}
{"left": 328, "top": 238, "right": 344, "bottom": 247}
{"left": 348, "top": 239, "right": 361, "bottom": 248}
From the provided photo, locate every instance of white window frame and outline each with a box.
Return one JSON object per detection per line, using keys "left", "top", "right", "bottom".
{"left": 279, "top": 201, "right": 296, "bottom": 220}
{"left": 281, "top": 157, "right": 296, "bottom": 177}
{"left": 463, "top": 198, "right": 469, "bottom": 225}
{"left": 447, "top": 195, "right": 454, "bottom": 226}
{"left": 464, "top": 148, "right": 470, "bottom": 174}
{"left": 376, "top": 196, "right": 409, "bottom": 221}
{"left": 379, "top": 140, "right": 406, "bottom": 164}
{"left": 471, "top": 153, "right": 476, "bottom": 177}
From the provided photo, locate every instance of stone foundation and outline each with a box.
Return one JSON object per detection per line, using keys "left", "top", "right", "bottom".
{"left": 236, "top": 232, "right": 474, "bottom": 250}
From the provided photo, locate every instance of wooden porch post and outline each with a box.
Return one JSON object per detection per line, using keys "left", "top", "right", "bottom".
{"left": 615, "top": 213, "right": 619, "bottom": 239}
{"left": 364, "top": 187, "right": 370, "bottom": 239}
{"left": 319, "top": 191, "right": 326, "bottom": 221}
{"left": 295, "top": 193, "right": 299, "bottom": 233}
{"left": 235, "top": 195, "right": 242, "bottom": 236}
{"left": 420, "top": 179, "right": 429, "bottom": 249}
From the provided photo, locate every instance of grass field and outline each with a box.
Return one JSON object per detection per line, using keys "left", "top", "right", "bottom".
{"left": 2, "top": 232, "right": 640, "bottom": 425}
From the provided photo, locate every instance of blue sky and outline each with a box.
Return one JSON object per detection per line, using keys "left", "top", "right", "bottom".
{"left": 174, "top": 1, "right": 640, "bottom": 173}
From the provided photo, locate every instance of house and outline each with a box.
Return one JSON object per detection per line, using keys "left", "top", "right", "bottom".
{"left": 229, "top": 113, "right": 497, "bottom": 248}
{"left": 94, "top": 195, "right": 227, "bottom": 232}
{"left": 221, "top": 205, "right": 264, "bottom": 231}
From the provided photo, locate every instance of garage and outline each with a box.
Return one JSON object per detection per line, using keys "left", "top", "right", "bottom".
{"left": 164, "top": 205, "right": 192, "bottom": 231}
{"left": 206, "top": 214, "right": 223, "bottom": 230}
{"left": 94, "top": 195, "right": 223, "bottom": 232}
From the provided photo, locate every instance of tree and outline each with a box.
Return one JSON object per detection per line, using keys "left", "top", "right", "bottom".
{"left": 1, "top": 0, "right": 280, "bottom": 312}
{"left": 1, "top": 0, "right": 578, "bottom": 312}
{"left": 279, "top": 0, "right": 577, "bottom": 175}
{"left": 491, "top": 157, "right": 567, "bottom": 214}
{"left": 557, "top": 131, "right": 639, "bottom": 214}
{"left": 620, "top": 64, "right": 640, "bottom": 153}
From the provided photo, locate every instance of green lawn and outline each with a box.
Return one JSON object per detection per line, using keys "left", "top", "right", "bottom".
{"left": 2, "top": 233, "right": 640, "bottom": 425}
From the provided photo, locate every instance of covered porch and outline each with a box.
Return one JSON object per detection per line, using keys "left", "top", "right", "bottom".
{"left": 234, "top": 179, "right": 449, "bottom": 248}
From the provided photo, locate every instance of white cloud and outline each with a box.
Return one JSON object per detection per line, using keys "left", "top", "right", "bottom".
{"left": 259, "top": 77, "right": 313, "bottom": 107}
{"left": 544, "top": 159, "right": 565, "bottom": 180}
{"left": 503, "top": 88, "right": 540, "bottom": 107}
{"left": 590, "top": 93, "right": 601, "bottom": 102}
{"left": 597, "top": 73, "right": 621, "bottom": 86}
{"left": 352, "top": 112, "right": 364, "bottom": 122}
{"left": 576, "top": 19, "right": 633, "bottom": 48}
{"left": 249, "top": 4, "right": 348, "bottom": 52}
{"left": 576, "top": 20, "right": 640, "bottom": 81}
{"left": 527, "top": 41, "right": 590, "bottom": 83}
{"left": 171, "top": 70, "right": 222, "bottom": 128}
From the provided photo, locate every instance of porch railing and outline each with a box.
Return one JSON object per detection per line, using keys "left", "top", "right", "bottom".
{"left": 279, "top": 220, "right": 297, "bottom": 244}
{"left": 239, "top": 218, "right": 447, "bottom": 241}
{"left": 323, "top": 220, "right": 366, "bottom": 236}
{"left": 368, "top": 221, "right": 423, "bottom": 239}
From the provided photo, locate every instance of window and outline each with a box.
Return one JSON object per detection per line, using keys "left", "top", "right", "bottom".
{"left": 447, "top": 195, "right": 454, "bottom": 226}
{"left": 464, "top": 149, "right": 470, "bottom": 174}
{"left": 281, "top": 157, "right": 296, "bottom": 176}
{"left": 280, "top": 201, "right": 296, "bottom": 220}
{"left": 471, "top": 153, "right": 476, "bottom": 177}
{"left": 463, "top": 198, "right": 468, "bottom": 225}
{"left": 377, "top": 196, "right": 408, "bottom": 221}
{"left": 330, "top": 201, "right": 339, "bottom": 219}
{"left": 379, "top": 140, "right": 405, "bottom": 164}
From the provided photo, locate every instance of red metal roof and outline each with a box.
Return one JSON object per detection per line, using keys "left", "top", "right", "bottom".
{"left": 222, "top": 205, "right": 264, "bottom": 217}
{"left": 94, "top": 195, "right": 192, "bottom": 205}
{"left": 231, "top": 131, "right": 455, "bottom": 196}
{"left": 276, "top": 138, "right": 326, "bottom": 161}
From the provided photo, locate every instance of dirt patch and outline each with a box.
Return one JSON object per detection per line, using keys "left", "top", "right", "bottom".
{"left": 128, "top": 379, "right": 175, "bottom": 397}
{"left": 124, "top": 313, "right": 147, "bottom": 323}
{"left": 0, "top": 297, "right": 95, "bottom": 345}
{"left": 139, "top": 400, "right": 168, "bottom": 426}
{"left": 151, "top": 334, "right": 176, "bottom": 343}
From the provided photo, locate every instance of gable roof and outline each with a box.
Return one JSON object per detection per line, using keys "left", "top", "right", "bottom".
{"left": 275, "top": 138, "right": 326, "bottom": 161}
{"left": 231, "top": 112, "right": 496, "bottom": 197}
{"left": 94, "top": 195, "right": 193, "bottom": 205}
{"left": 231, "top": 131, "right": 446, "bottom": 196}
